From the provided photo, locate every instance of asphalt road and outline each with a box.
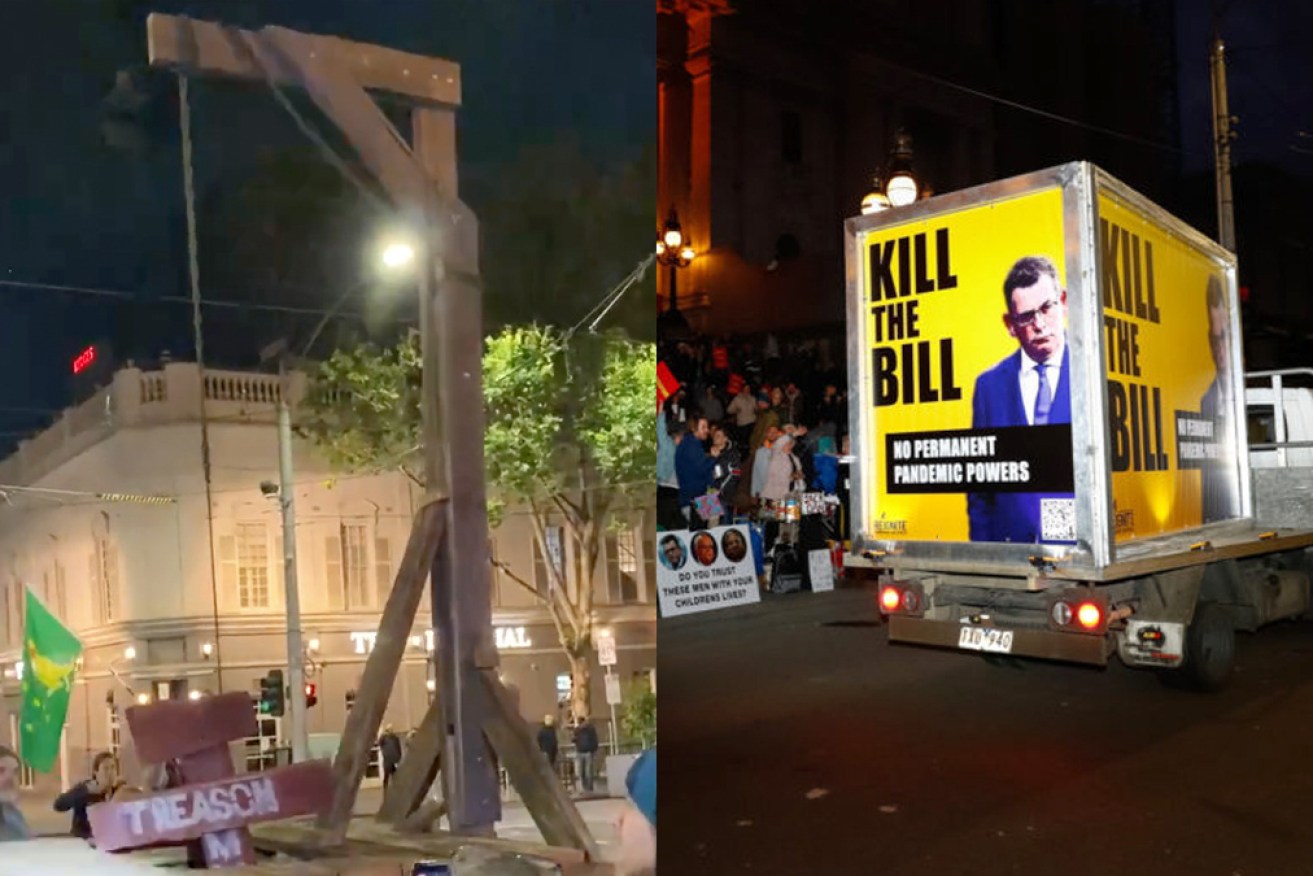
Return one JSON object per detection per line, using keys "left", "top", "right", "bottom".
{"left": 659, "top": 584, "right": 1313, "bottom": 875}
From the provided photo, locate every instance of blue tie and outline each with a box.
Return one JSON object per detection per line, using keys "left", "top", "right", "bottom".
{"left": 1034, "top": 365, "right": 1052, "bottom": 425}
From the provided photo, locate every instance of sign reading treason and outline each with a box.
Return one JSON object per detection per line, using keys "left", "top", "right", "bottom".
{"left": 87, "top": 691, "right": 334, "bottom": 867}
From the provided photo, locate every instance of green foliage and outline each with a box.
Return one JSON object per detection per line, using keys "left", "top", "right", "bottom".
{"left": 620, "top": 681, "right": 656, "bottom": 749}
{"left": 298, "top": 325, "right": 655, "bottom": 522}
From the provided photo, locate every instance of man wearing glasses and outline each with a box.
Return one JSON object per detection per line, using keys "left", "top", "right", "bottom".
{"left": 967, "top": 255, "right": 1072, "bottom": 542}
{"left": 1200, "top": 273, "right": 1237, "bottom": 523}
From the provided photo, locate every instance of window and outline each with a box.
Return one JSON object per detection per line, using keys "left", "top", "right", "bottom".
{"left": 781, "top": 110, "right": 802, "bottom": 164}
{"left": 343, "top": 524, "right": 369, "bottom": 609}
{"left": 604, "top": 529, "right": 642, "bottom": 604}
{"left": 236, "top": 523, "right": 270, "bottom": 609}
{"left": 533, "top": 525, "right": 564, "bottom": 595}
{"left": 326, "top": 533, "right": 344, "bottom": 610}
{"left": 642, "top": 512, "right": 656, "bottom": 604}
{"left": 375, "top": 537, "right": 393, "bottom": 606}
{"left": 107, "top": 706, "right": 122, "bottom": 758}
{"left": 92, "top": 536, "right": 119, "bottom": 623}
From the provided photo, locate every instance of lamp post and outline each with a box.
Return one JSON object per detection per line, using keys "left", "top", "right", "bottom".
{"left": 656, "top": 208, "right": 696, "bottom": 338}
{"left": 861, "top": 128, "right": 922, "bottom": 214}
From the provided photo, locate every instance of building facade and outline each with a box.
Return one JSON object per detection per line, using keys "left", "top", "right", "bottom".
{"left": 0, "top": 362, "right": 656, "bottom": 794}
{"left": 657, "top": 0, "right": 1177, "bottom": 338}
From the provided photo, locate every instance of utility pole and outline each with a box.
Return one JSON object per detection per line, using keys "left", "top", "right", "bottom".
{"left": 1209, "top": 30, "right": 1237, "bottom": 251}
{"left": 277, "top": 361, "right": 308, "bottom": 764}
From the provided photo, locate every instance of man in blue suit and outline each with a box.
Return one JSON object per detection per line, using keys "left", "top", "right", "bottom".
{"left": 968, "top": 256, "right": 1073, "bottom": 543}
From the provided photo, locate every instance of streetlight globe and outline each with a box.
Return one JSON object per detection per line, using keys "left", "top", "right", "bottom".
{"left": 679, "top": 246, "right": 695, "bottom": 264}
{"left": 188, "top": 690, "right": 202, "bottom": 701}
{"left": 886, "top": 173, "right": 919, "bottom": 207}
{"left": 663, "top": 227, "right": 683, "bottom": 250}
{"left": 135, "top": 692, "right": 150, "bottom": 705}
{"left": 656, "top": 241, "right": 667, "bottom": 256}
{"left": 425, "top": 679, "right": 437, "bottom": 692}
{"left": 861, "top": 190, "right": 891, "bottom": 215}
{"left": 123, "top": 645, "right": 137, "bottom": 661}
{"left": 381, "top": 242, "right": 415, "bottom": 270}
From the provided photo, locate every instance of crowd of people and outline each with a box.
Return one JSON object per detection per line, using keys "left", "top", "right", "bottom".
{"left": 657, "top": 332, "right": 851, "bottom": 533}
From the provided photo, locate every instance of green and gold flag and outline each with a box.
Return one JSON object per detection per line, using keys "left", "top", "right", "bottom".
{"left": 19, "top": 587, "right": 81, "bottom": 772}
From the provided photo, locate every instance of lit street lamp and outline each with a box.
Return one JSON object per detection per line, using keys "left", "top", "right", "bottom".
{"left": 380, "top": 241, "right": 415, "bottom": 270}
{"left": 656, "top": 208, "right": 696, "bottom": 339}
{"left": 861, "top": 128, "right": 923, "bottom": 214}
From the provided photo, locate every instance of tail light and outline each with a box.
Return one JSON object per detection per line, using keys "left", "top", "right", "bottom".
{"left": 1046, "top": 590, "right": 1109, "bottom": 635}
{"left": 878, "top": 580, "right": 925, "bottom": 617}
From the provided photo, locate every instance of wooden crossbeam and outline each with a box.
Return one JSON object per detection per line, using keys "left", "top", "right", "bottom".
{"left": 146, "top": 13, "right": 461, "bottom": 106}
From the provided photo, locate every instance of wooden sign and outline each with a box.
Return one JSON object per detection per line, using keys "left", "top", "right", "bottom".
{"left": 88, "top": 691, "right": 334, "bottom": 868}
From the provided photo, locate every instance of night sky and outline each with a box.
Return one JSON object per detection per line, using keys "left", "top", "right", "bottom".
{"left": 0, "top": 0, "right": 653, "bottom": 449}
{"left": 1175, "top": 0, "right": 1313, "bottom": 177}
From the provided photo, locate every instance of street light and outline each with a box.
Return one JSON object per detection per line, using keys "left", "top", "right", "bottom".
{"left": 380, "top": 241, "right": 415, "bottom": 270}
{"left": 861, "top": 177, "right": 891, "bottom": 215}
{"left": 884, "top": 129, "right": 919, "bottom": 208}
{"left": 656, "top": 208, "right": 696, "bottom": 339}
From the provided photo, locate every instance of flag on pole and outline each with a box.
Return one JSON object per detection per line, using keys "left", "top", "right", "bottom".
{"left": 657, "top": 360, "right": 680, "bottom": 409}
{"left": 20, "top": 587, "right": 81, "bottom": 773}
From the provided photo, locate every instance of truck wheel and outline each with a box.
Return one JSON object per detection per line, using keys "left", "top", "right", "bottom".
{"left": 1162, "top": 602, "right": 1235, "bottom": 692}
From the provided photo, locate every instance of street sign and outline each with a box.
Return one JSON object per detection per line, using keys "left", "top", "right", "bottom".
{"left": 597, "top": 633, "right": 617, "bottom": 667}
{"left": 604, "top": 674, "right": 622, "bottom": 706}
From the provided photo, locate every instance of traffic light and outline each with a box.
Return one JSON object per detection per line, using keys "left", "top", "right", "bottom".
{"left": 259, "top": 669, "right": 285, "bottom": 716}
{"left": 304, "top": 682, "right": 318, "bottom": 709}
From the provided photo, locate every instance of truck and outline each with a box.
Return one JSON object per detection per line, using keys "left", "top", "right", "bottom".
{"left": 843, "top": 161, "right": 1313, "bottom": 690}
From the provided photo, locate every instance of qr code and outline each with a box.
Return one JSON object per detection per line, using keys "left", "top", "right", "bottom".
{"left": 1041, "top": 498, "right": 1076, "bottom": 541}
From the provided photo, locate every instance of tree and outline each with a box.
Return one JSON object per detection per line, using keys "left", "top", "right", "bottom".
{"left": 297, "top": 325, "right": 654, "bottom": 720}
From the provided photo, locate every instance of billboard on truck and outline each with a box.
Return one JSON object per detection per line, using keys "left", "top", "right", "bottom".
{"left": 1095, "top": 186, "right": 1244, "bottom": 541}
{"left": 845, "top": 163, "right": 1245, "bottom": 571}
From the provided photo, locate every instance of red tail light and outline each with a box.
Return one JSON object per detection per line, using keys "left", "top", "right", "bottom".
{"left": 880, "top": 586, "right": 901, "bottom": 612}
{"left": 1076, "top": 602, "right": 1102, "bottom": 630}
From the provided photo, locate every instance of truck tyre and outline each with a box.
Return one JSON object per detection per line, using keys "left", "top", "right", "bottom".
{"left": 1164, "top": 602, "right": 1235, "bottom": 692}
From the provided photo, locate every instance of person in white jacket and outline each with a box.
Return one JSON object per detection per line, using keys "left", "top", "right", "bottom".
{"left": 761, "top": 434, "right": 801, "bottom": 502}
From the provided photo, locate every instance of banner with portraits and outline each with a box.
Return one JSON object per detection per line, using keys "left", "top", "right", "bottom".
{"left": 656, "top": 525, "right": 761, "bottom": 618}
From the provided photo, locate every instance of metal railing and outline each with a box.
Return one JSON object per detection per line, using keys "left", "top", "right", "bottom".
{"left": 1246, "top": 368, "right": 1313, "bottom": 468}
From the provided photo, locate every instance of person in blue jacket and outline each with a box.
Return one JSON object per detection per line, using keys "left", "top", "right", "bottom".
{"left": 674, "top": 416, "right": 719, "bottom": 528}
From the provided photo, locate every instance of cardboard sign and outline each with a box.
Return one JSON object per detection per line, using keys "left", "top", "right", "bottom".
{"left": 808, "top": 550, "right": 836, "bottom": 592}
{"left": 657, "top": 525, "right": 761, "bottom": 618}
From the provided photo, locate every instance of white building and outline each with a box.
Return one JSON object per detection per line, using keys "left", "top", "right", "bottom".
{"left": 0, "top": 362, "right": 656, "bottom": 794}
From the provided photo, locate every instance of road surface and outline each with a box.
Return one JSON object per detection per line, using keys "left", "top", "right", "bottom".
{"left": 659, "top": 584, "right": 1313, "bottom": 875}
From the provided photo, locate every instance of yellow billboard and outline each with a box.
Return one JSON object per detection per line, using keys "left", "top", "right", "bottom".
{"left": 1098, "top": 193, "right": 1240, "bottom": 541}
{"left": 860, "top": 188, "right": 1076, "bottom": 544}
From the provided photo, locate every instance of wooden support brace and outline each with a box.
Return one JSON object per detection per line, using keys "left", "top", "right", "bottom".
{"left": 479, "top": 670, "right": 600, "bottom": 860}
{"left": 376, "top": 692, "right": 445, "bottom": 824}
{"left": 317, "top": 499, "right": 448, "bottom": 843}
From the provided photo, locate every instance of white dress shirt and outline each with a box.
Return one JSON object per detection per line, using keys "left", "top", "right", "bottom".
{"left": 1018, "top": 347, "right": 1063, "bottom": 426}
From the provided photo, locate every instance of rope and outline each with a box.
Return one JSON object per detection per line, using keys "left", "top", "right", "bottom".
{"left": 567, "top": 254, "right": 655, "bottom": 336}
{"left": 178, "top": 74, "right": 225, "bottom": 694}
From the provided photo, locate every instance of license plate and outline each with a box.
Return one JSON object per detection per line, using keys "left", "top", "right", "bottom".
{"left": 958, "top": 626, "right": 1014, "bottom": 654}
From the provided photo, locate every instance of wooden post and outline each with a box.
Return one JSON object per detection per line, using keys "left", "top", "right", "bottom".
{"left": 317, "top": 499, "right": 447, "bottom": 843}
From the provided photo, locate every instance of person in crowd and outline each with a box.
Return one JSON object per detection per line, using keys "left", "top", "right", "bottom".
{"left": 573, "top": 716, "right": 600, "bottom": 795}
{"left": 783, "top": 382, "right": 806, "bottom": 426}
{"left": 656, "top": 410, "right": 684, "bottom": 531}
{"left": 761, "top": 433, "right": 803, "bottom": 502}
{"left": 748, "top": 393, "right": 780, "bottom": 453}
{"left": 816, "top": 383, "right": 847, "bottom": 431}
{"left": 379, "top": 724, "right": 403, "bottom": 791}
{"left": 54, "top": 750, "right": 123, "bottom": 839}
{"left": 0, "top": 746, "right": 30, "bottom": 841}
{"left": 664, "top": 387, "right": 688, "bottom": 425}
{"left": 614, "top": 748, "right": 656, "bottom": 876}
{"left": 726, "top": 381, "right": 758, "bottom": 448}
{"left": 709, "top": 424, "right": 742, "bottom": 515}
{"left": 750, "top": 424, "right": 783, "bottom": 500}
{"left": 536, "top": 715, "right": 559, "bottom": 771}
{"left": 700, "top": 384, "right": 725, "bottom": 424}
{"left": 675, "top": 416, "right": 719, "bottom": 528}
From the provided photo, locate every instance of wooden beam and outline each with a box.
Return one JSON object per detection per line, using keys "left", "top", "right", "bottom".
{"left": 480, "top": 670, "right": 600, "bottom": 859}
{"left": 146, "top": 13, "right": 461, "bottom": 106}
{"left": 316, "top": 499, "right": 448, "bottom": 844}
{"left": 376, "top": 695, "right": 444, "bottom": 825}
